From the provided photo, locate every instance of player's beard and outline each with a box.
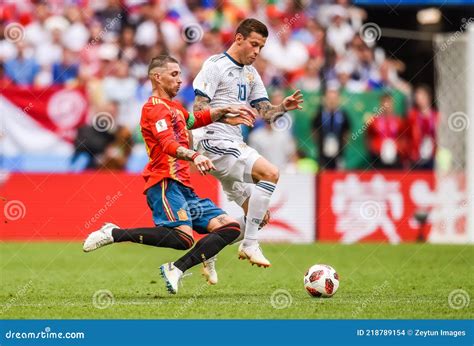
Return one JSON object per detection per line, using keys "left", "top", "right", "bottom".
{"left": 167, "top": 85, "right": 179, "bottom": 98}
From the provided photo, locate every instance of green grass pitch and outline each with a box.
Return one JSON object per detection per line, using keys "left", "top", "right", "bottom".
{"left": 1, "top": 242, "right": 472, "bottom": 319}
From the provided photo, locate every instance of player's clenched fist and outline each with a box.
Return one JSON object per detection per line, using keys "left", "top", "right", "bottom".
{"left": 192, "top": 153, "right": 215, "bottom": 175}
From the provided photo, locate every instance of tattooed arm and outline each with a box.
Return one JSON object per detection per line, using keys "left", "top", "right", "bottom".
{"left": 192, "top": 95, "right": 256, "bottom": 127}
{"left": 193, "top": 95, "right": 240, "bottom": 122}
{"left": 176, "top": 146, "right": 215, "bottom": 175}
{"left": 253, "top": 101, "right": 287, "bottom": 121}
{"left": 176, "top": 146, "right": 198, "bottom": 161}
{"left": 253, "top": 90, "right": 304, "bottom": 121}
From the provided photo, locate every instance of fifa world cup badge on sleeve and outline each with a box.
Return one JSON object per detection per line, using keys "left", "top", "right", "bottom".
{"left": 155, "top": 119, "right": 168, "bottom": 132}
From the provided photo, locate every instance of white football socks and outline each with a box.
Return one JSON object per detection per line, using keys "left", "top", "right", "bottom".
{"left": 243, "top": 180, "right": 276, "bottom": 248}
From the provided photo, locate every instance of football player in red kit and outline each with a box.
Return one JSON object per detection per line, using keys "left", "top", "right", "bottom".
{"left": 83, "top": 55, "right": 256, "bottom": 294}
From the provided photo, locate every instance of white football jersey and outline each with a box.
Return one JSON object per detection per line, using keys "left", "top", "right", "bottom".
{"left": 192, "top": 52, "right": 268, "bottom": 142}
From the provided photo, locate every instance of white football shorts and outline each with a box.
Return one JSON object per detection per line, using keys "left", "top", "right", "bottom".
{"left": 196, "top": 138, "right": 261, "bottom": 206}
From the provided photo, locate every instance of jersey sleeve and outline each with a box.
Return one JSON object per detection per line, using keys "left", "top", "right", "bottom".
{"left": 173, "top": 100, "right": 213, "bottom": 130}
{"left": 147, "top": 104, "right": 181, "bottom": 156}
{"left": 185, "top": 109, "right": 212, "bottom": 130}
{"left": 249, "top": 68, "right": 269, "bottom": 108}
{"left": 193, "top": 59, "right": 220, "bottom": 101}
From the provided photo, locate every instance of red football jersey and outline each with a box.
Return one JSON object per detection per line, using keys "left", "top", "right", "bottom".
{"left": 140, "top": 96, "right": 212, "bottom": 192}
{"left": 367, "top": 114, "right": 408, "bottom": 159}
{"left": 406, "top": 108, "right": 438, "bottom": 162}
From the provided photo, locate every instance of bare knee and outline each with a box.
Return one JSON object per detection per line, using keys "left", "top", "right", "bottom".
{"left": 206, "top": 215, "right": 240, "bottom": 243}
{"left": 251, "top": 158, "right": 280, "bottom": 184}
{"left": 260, "top": 166, "right": 279, "bottom": 183}
{"left": 207, "top": 215, "right": 240, "bottom": 233}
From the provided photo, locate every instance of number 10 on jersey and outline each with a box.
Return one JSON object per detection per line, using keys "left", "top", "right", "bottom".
{"left": 237, "top": 84, "right": 247, "bottom": 101}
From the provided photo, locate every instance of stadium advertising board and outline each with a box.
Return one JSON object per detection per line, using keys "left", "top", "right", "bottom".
{"left": 219, "top": 174, "right": 316, "bottom": 243}
{"left": 0, "top": 172, "right": 219, "bottom": 241}
{"left": 316, "top": 171, "right": 467, "bottom": 243}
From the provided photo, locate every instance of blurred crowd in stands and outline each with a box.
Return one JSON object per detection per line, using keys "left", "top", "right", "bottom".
{"left": 0, "top": 0, "right": 439, "bottom": 172}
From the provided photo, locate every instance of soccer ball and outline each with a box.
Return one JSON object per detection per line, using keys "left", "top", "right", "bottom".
{"left": 304, "top": 264, "right": 339, "bottom": 298}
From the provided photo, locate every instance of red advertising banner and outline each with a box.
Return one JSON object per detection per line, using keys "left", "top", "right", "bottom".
{"left": 0, "top": 172, "right": 219, "bottom": 241}
{"left": 4, "top": 171, "right": 461, "bottom": 243}
{"left": 317, "top": 171, "right": 435, "bottom": 243}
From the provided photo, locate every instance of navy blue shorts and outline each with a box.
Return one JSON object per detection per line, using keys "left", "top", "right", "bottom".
{"left": 146, "top": 179, "right": 225, "bottom": 234}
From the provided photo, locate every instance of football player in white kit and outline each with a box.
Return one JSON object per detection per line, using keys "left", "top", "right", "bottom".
{"left": 192, "top": 18, "right": 303, "bottom": 284}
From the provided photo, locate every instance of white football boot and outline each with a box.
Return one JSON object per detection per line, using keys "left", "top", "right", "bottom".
{"left": 238, "top": 243, "right": 271, "bottom": 268}
{"left": 83, "top": 222, "right": 117, "bottom": 252}
{"left": 202, "top": 256, "right": 218, "bottom": 285}
{"left": 159, "top": 262, "right": 183, "bottom": 294}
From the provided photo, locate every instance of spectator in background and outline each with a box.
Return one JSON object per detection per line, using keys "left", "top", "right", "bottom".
{"left": 52, "top": 48, "right": 79, "bottom": 85}
{"left": 371, "top": 59, "right": 412, "bottom": 96}
{"left": 248, "top": 90, "right": 297, "bottom": 172}
{"left": 134, "top": 2, "right": 161, "bottom": 48}
{"left": 261, "top": 22, "right": 309, "bottom": 83}
{"left": 321, "top": 48, "right": 338, "bottom": 89}
{"left": 253, "top": 56, "right": 281, "bottom": 88}
{"left": 86, "top": 43, "right": 119, "bottom": 111}
{"left": 187, "top": 28, "right": 223, "bottom": 60}
{"left": 101, "top": 125, "right": 134, "bottom": 171}
{"left": 281, "top": 0, "right": 308, "bottom": 31}
{"left": 367, "top": 93, "right": 407, "bottom": 169}
{"left": 209, "top": 0, "right": 246, "bottom": 33}
{"left": 325, "top": 6, "right": 354, "bottom": 57}
{"left": 335, "top": 60, "right": 365, "bottom": 93}
{"left": 129, "top": 43, "right": 155, "bottom": 81}
{"left": 103, "top": 59, "right": 139, "bottom": 131}
{"left": 72, "top": 101, "right": 131, "bottom": 170}
{"left": 335, "top": 0, "right": 367, "bottom": 30}
{"left": 95, "top": 0, "right": 124, "bottom": 39}
{"left": 79, "top": 20, "right": 105, "bottom": 78}
{"left": 312, "top": 88, "right": 350, "bottom": 170}
{"left": 24, "top": 2, "right": 50, "bottom": 48}
{"left": 306, "top": 20, "right": 326, "bottom": 60}
{"left": 4, "top": 41, "right": 39, "bottom": 85}
{"left": 407, "top": 85, "right": 438, "bottom": 170}
{"left": 348, "top": 35, "right": 376, "bottom": 91}
{"left": 295, "top": 57, "right": 322, "bottom": 92}
{"left": 63, "top": 5, "right": 90, "bottom": 52}
{"left": 177, "top": 53, "right": 203, "bottom": 108}
{"left": 0, "top": 1, "right": 423, "bottom": 173}
{"left": 119, "top": 25, "right": 138, "bottom": 63}
{"left": 0, "top": 22, "right": 17, "bottom": 62}
{"left": 36, "top": 18, "right": 68, "bottom": 67}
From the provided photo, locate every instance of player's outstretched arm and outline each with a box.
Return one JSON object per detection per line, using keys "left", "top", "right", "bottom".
{"left": 192, "top": 95, "right": 256, "bottom": 127}
{"left": 210, "top": 106, "right": 256, "bottom": 127}
{"left": 254, "top": 90, "right": 304, "bottom": 121}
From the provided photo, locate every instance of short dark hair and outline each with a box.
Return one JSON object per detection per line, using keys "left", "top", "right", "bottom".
{"left": 148, "top": 55, "right": 179, "bottom": 74}
{"left": 235, "top": 18, "right": 268, "bottom": 39}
